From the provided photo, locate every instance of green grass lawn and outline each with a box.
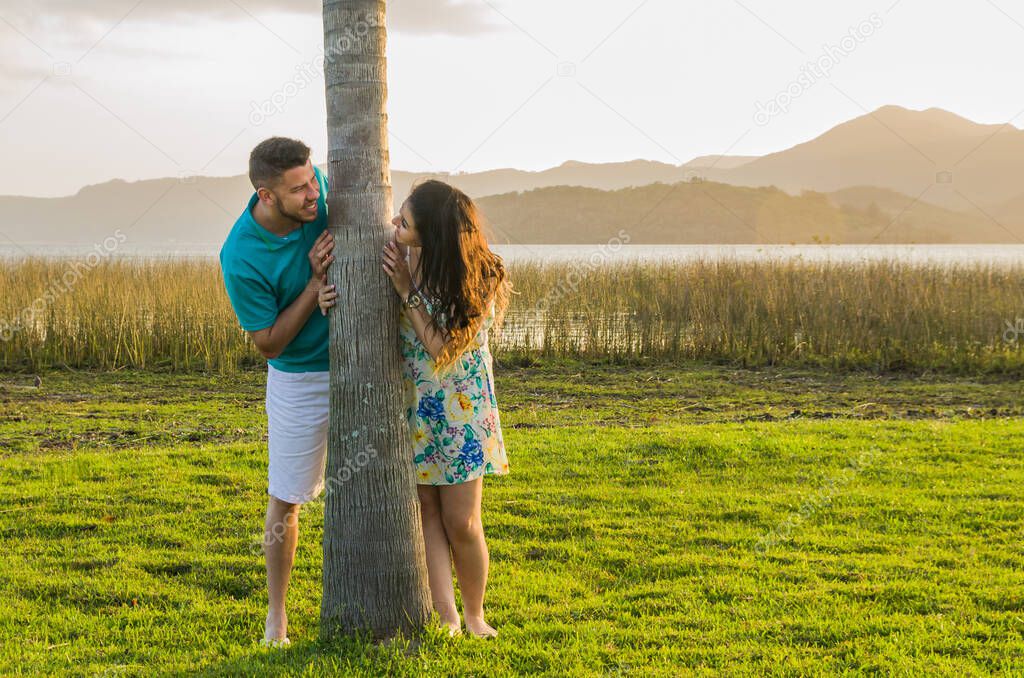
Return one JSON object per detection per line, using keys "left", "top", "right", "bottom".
{"left": 1, "top": 364, "right": 1022, "bottom": 676}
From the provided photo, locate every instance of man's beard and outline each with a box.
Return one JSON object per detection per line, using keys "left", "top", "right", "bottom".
{"left": 278, "top": 202, "right": 317, "bottom": 224}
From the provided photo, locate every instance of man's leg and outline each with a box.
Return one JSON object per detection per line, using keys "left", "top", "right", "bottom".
{"left": 262, "top": 365, "right": 329, "bottom": 643}
{"left": 263, "top": 495, "right": 300, "bottom": 641}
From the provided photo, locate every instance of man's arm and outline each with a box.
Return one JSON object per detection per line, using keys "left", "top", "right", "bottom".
{"left": 249, "top": 229, "right": 335, "bottom": 359}
{"left": 249, "top": 278, "right": 324, "bottom": 359}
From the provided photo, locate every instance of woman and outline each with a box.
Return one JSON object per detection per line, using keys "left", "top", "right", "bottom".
{"left": 319, "top": 180, "right": 511, "bottom": 637}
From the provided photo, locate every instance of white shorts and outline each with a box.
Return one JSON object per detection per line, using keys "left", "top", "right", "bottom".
{"left": 266, "top": 364, "right": 329, "bottom": 505}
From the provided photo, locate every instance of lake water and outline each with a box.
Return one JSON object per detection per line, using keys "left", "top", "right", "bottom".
{"left": 0, "top": 243, "right": 1023, "bottom": 266}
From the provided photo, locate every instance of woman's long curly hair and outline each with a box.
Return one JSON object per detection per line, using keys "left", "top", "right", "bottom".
{"left": 406, "top": 179, "right": 511, "bottom": 370}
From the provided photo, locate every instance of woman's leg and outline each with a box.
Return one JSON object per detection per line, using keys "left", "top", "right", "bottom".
{"left": 418, "top": 484, "right": 461, "bottom": 634}
{"left": 263, "top": 496, "right": 300, "bottom": 641}
{"left": 439, "top": 477, "right": 497, "bottom": 637}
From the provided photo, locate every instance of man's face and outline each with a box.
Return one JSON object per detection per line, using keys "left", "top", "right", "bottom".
{"left": 262, "top": 160, "right": 320, "bottom": 223}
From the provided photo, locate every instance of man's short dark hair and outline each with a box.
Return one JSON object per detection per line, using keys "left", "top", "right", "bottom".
{"left": 249, "top": 137, "right": 311, "bottom": 190}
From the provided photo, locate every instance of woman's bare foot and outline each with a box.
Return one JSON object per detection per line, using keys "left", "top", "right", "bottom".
{"left": 464, "top": 615, "right": 497, "bottom": 638}
{"left": 264, "top": 610, "right": 288, "bottom": 642}
{"left": 434, "top": 601, "right": 462, "bottom": 636}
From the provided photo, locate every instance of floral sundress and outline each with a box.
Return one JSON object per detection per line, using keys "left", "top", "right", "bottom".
{"left": 399, "top": 294, "right": 509, "bottom": 485}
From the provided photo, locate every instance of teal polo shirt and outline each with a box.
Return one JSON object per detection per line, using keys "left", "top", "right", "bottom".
{"left": 219, "top": 166, "right": 330, "bottom": 373}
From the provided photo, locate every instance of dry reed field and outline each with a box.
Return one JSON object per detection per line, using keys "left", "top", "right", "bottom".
{"left": 1, "top": 257, "right": 1022, "bottom": 372}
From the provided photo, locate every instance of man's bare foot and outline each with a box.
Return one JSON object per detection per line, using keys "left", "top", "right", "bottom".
{"left": 264, "top": 610, "right": 288, "bottom": 642}
{"left": 464, "top": 616, "right": 497, "bottom": 638}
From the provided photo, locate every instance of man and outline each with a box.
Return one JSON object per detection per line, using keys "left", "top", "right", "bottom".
{"left": 219, "top": 137, "right": 334, "bottom": 647}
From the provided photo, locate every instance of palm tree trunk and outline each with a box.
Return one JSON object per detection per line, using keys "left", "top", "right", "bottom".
{"left": 320, "top": 0, "right": 432, "bottom": 639}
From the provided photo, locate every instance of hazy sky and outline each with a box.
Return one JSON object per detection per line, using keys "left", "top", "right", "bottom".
{"left": 1, "top": 0, "right": 1023, "bottom": 197}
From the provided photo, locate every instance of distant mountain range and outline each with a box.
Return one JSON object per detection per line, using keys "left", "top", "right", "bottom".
{"left": 1, "top": 105, "right": 1021, "bottom": 245}
{"left": 478, "top": 182, "right": 1004, "bottom": 244}
{"left": 698, "top": 105, "right": 1024, "bottom": 218}
{"left": 396, "top": 155, "right": 759, "bottom": 200}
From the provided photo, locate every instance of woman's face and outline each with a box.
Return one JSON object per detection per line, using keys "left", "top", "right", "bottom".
{"left": 392, "top": 200, "right": 422, "bottom": 247}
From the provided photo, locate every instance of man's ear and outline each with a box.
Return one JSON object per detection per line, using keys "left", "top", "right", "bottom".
{"left": 256, "top": 186, "right": 275, "bottom": 205}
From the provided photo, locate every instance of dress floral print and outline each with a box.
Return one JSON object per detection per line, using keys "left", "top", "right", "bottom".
{"left": 399, "top": 295, "right": 509, "bottom": 485}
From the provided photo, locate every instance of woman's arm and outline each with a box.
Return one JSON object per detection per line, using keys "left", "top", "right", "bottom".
{"left": 402, "top": 297, "right": 448, "bottom": 360}
{"left": 381, "top": 236, "right": 449, "bottom": 360}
